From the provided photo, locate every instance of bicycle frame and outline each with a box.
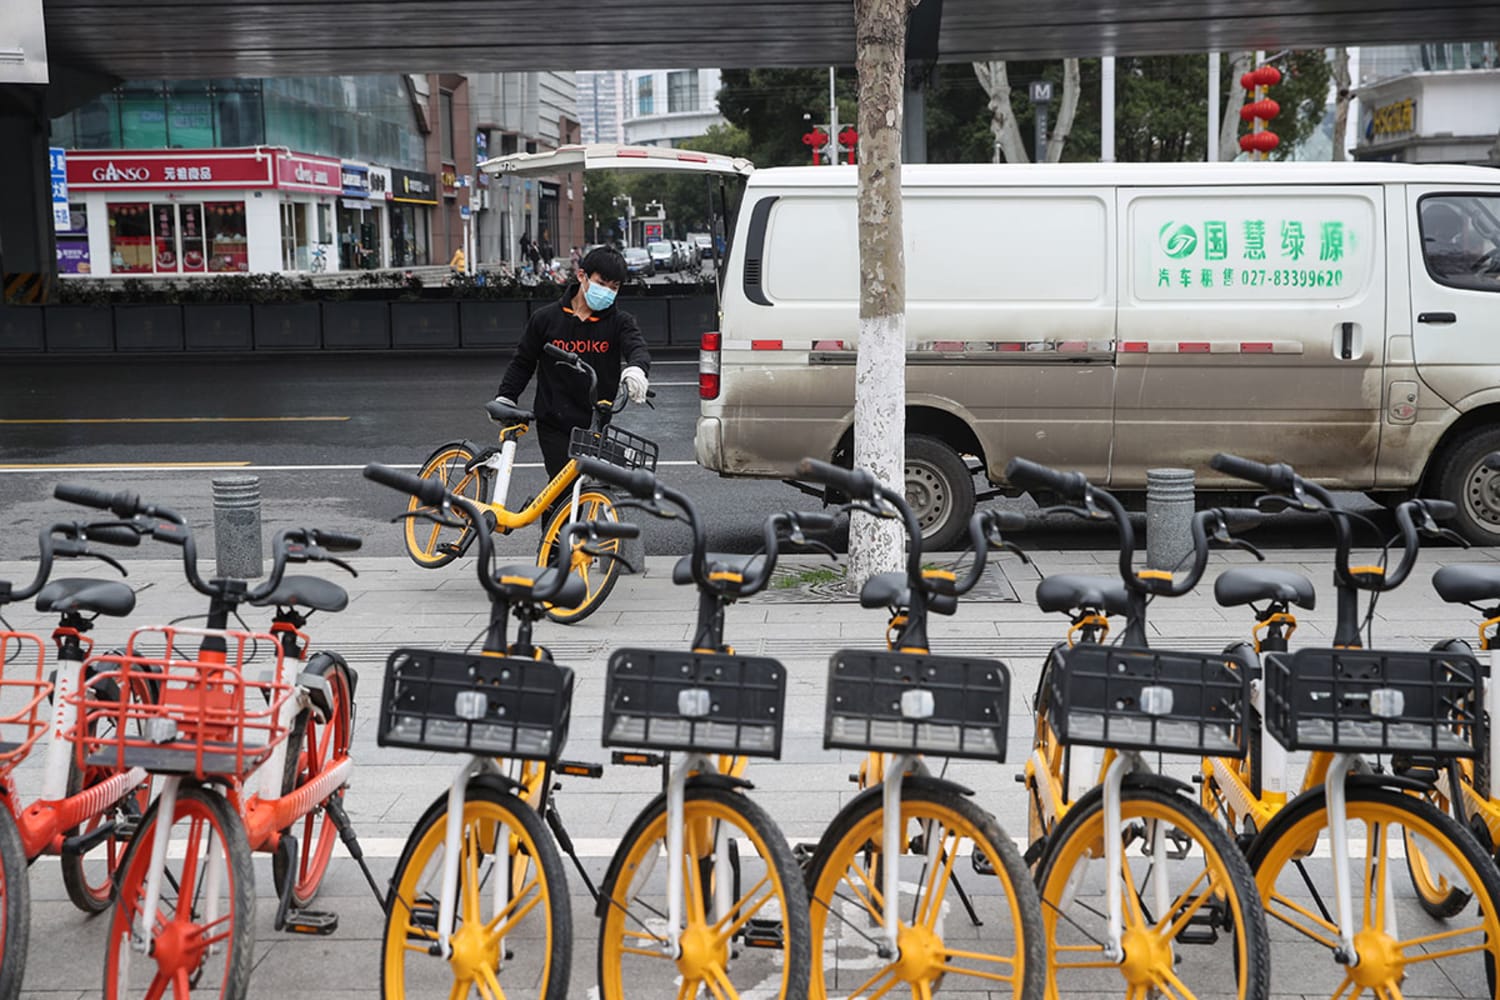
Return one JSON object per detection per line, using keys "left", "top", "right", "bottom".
{"left": 475, "top": 437, "right": 584, "bottom": 534}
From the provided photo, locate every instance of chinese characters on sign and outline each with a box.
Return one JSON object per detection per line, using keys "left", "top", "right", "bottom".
{"left": 1371, "top": 98, "right": 1416, "bottom": 138}
{"left": 49, "top": 147, "right": 69, "bottom": 230}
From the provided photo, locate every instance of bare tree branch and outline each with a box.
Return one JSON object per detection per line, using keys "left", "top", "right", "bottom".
{"left": 973, "top": 61, "right": 1029, "bottom": 163}
{"left": 1219, "top": 51, "right": 1253, "bottom": 160}
{"left": 1044, "top": 58, "right": 1081, "bottom": 162}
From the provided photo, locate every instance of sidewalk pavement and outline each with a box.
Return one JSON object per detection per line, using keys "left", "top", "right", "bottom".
{"left": 4, "top": 543, "right": 1498, "bottom": 998}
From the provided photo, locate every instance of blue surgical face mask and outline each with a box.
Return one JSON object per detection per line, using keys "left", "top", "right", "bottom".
{"left": 584, "top": 279, "right": 617, "bottom": 311}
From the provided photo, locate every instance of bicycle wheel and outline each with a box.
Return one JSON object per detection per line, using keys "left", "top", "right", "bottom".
{"left": 597, "top": 784, "right": 810, "bottom": 1000}
{"left": 404, "top": 440, "right": 489, "bottom": 568}
{"left": 1035, "top": 778, "right": 1269, "bottom": 1000}
{"left": 61, "top": 672, "right": 155, "bottom": 914}
{"left": 271, "top": 653, "right": 353, "bottom": 909}
{"left": 537, "top": 488, "right": 622, "bottom": 624}
{"left": 0, "top": 803, "right": 30, "bottom": 1000}
{"left": 104, "top": 784, "right": 255, "bottom": 1000}
{"left": 805, "top": 782, "right": 1044, "bottom": 999}
{"left": 381, "top": 778, "right": 569, "bottom": 1000}
{"left": 1248, "top": 783, "right": 1500, "bottom": 1000}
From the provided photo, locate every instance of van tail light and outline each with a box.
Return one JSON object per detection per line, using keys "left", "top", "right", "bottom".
{"left": 699, "top": 332, "right": 721, "bottom": 399}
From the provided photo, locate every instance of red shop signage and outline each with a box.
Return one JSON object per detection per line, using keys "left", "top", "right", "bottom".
{"left": 65, "top": 149, "right": 276, "bottom": 189}
{"left": 275, "top": 151, "right": 341, "bottom": 194}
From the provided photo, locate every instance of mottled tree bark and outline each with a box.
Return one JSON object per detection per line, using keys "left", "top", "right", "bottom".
{"left": 973, "top": 61, "right": 1028, "bottom": 163}
{"left": 1332, "top": 48, "right": 1352, "bottom": 161}
{"left": 1044, "top": 59, "right": 1082, "bottom": 163}
{"left": 1219, "top": 51, "right": 1254, "bottom": 160}
{"left": 850, "top": 0, "right": 915, "bottom": 585}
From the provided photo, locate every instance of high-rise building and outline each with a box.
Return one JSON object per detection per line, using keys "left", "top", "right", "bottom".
{"left": 622, "top": 69, "right": 725, "bottom": 148}
{"left": 577, "top": 70, "right": 625, "bottom": 144}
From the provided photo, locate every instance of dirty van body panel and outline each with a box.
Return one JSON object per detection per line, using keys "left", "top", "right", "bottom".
{"left": 1114, "top": 185, "right": 1386, "bottom": 489}
{"left": 708, "top": 180, "right": 1117, "bottom": 481}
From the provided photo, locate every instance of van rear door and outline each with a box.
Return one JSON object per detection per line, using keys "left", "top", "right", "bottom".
{"left": 1114, "top": 185, "right": 1386, "bottom": 488}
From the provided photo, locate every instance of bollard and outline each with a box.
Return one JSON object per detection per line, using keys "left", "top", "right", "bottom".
{"left": 1146, "top": 468, "right": 1195, "bottom": 571}
{"left": 212, "top": 475, "right": 263, "bottom": 579}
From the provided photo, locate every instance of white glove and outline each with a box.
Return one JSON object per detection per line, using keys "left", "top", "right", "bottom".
{"left": 495, "top": 395, "right": 518, "bottom": 407}
{"left": 620, "top": 366, "right": 649, "bottom": 405}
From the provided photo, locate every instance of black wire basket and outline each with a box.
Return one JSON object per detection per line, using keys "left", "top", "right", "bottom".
{"left": 569, "top": 424, "right": 658, "bottom": 473}
{"left": 1263, "top": 647, "right": 1480, "bottom": 756}
{"left": 602, "top": 648, "right": 786, "bottom": 757}
{"left": 824, "top": 649, "right": 1010, "bottom": 761}
{"left": 1046, "top": 644, "right": 1249, "bottom": 757}
{"left": 378, "top": 648, "right": 574, "bottom": 761}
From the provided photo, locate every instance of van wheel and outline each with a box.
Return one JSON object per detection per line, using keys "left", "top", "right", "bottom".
{"left": 905, "top": 435, "right": 975, "bottom": 552}
{"left": 1434, "top": 427, "right": 1500, "bottom": 546}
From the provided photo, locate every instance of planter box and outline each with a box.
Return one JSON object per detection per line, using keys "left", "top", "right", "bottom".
{"left": 391, "top": 301, "right": 458, "bottom": 349}
{"left": 0, "top": 306, "right": 45, "bottom": 353}
{"left": 322, "top": 301, "right": 390, "bottom": 350}
{"left": 668, "top": 294, "right": 718, "bottom": 347}
{"left": 459, "top": 300, "right": 529, "bottom": 348}
{"left": 45, "top": 305, "right": 114, "bottom": 352}
{"left": 253, "top": 303, "right": 321, "bottom": 351}
{"left": 183, "top": 304, "right": 253, "bottom": 351}
{"left": 114, "top": 305, "right": 184, "bottom": 351}
{"left": 619, "top": 296, "right": 670, "bottom": 347}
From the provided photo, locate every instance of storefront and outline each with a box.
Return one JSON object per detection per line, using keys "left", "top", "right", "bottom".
{"left": 1355, "top": 70, "right": 1500, "bottom": 164}
{"left": 367, "top": 166, "right": 393, "bottom": 268}
{"left": 61, "top": 147, "right": 343, "bottom": 276}
{"left": 337, "top": 162, "right": 382, "bottom": 270}
{"left": 390, "top": 167, "right": 437, "bottom": 267}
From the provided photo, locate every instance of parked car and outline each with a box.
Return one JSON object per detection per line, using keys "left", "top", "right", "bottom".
{"left": 623, "top": 246, "right": 655, "bottom": 278}
{"left": 675, "top": 239, "right": 697, "bottom": 268}
{"left": 690, "top": 233, "right": 715, "bottom": 259}
{"left": 647, "top": 241, "right": 676, "bottom": 272}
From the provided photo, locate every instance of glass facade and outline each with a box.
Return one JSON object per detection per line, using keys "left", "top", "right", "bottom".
{"left": 637, "top": 75, "right": 654, "bottom": 116}
{"left": 667, "top": 71, "right": 699, "bottom": 113}
{"left": 1360, "top": 43, "right": 1500, "bottom": 83}
{"left": 51, "top": 76, "right": 426, "bottom": 169}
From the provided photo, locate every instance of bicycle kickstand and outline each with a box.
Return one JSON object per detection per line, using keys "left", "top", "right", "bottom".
{"left": 326, "top": 795, "right": 388, "bottom": 907}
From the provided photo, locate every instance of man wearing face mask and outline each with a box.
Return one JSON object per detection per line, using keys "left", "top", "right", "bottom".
{"left": 494, "top": 245, "right": 652, "bottom": 479}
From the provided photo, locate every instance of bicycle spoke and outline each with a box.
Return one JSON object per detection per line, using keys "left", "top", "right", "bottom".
{"left": 701, "top": 966, "right": 732, "bottom": 1000}
{"left": 1118, "top": 848, "right": 1149, "bottom": 928}
{"left": 1265, "top": 891, "right": 1342, "bottom": 950}
{"left": 711, "top": 873, "right": 774, "bottom": 941}
{"left": 461, "top": 824, "right": 483, "bottom": 925}
{"left": 841, "top": 857, "right": 885, "bottom": 924}
{"left": 812, "top": 889, "right": 886, "bottom": 952}
{"left": 917, "top": 825, "right": 959, "bottom": 928}
{"left": 1157, "top": 867, "right": 1214, "bottom": 941}
{"left": 1153, "top": 964, "right": 1200, "bottom": 1000}
{"left": 1397, "top": 920, "right": 1492, "bottom": 963}
{"left": 476, "top": 965, "right": 505, "bottom": 1000}
{"left": 1362, "top": 819, "right": 1383, "bottom": 931}
{"left": 485, "top": 877, "right": 543, "bottom": 945}
{"left": 937, "top": 947, "right": 1018, "bottom": 983}
{"left": 447, "top": 978, "right": 472, "bottom": 1000}
{"left": 1331, "top": 974, "right": 1362, "bottom": 1000}
{"left": 172, "top": 968, "right": 192, "bottom": 1000}
{"left": 675, "top": 977, "right": 699, "bottom": 1000}
{"left": 684, "top": 822, "right": 707, "bottom": 925}
{"left": 143, "top": 970, "right": 170, "bottom": 1000}
{"left": 176, "top": 814, "right": 205, "bottom": 908}
{"left": 844, "top": 965, "right": 900, "bottom": 999}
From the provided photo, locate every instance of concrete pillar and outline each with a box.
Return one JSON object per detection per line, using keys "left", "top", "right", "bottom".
{"left": 0, "top": 85, "right": 57, "bottom": 302}
{"left": 1146, "top": 468, "right": 1195, "bottom": 571}
{"left": 213, "top": 475, "right": 264, "bottom": 580}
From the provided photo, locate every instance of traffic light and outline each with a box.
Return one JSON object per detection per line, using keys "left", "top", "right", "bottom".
{"left": 1238, "top": 65, "right": 1282, "bottom": 158}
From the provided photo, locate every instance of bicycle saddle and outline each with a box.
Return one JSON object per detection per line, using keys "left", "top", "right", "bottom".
{"left": 1432, "top": 564, "right": 1500, "bottom": 606}
{"left": 35, "top": 578, "right": 136, "bottom": 618}
{"left": 485, "top": 400, "right": 534, "bottom": 425}
{"left": 672, "top": 553, "right": 763, "bottom": 587}
{"left": 1213, "top": 567, "right": 1316, "bottom": 610}
{"left": 492, "top": 564, "right": 586, "bottom": 609}
{"left": 249, "top": 575, "right": 349, "bottom": 613}
{"left": 859, "top": 572, "right": 958, "bottom": 615}
{"left": 1034, "top": 575, "right": 1129, "bottom": 616}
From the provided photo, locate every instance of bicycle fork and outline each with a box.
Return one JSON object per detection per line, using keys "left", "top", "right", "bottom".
{"left": 1322, "top": 753, "right": 1399, "bottom": 966}
{"left": 133, "top": 776, "right": 228, "bottom": 956}
{"left": 663, "top": 752, "right": 734, "bottom": 959}
{"left": 1100, "top": 752, "right": 1171, "bottom": 963}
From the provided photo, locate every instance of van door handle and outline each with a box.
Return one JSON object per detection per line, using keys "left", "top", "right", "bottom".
{"left": 1418, "top": 312, "right": 1457, "bottom": 325}
{"left": 1339, "top": 322, "right": 1354, "bottom": 360}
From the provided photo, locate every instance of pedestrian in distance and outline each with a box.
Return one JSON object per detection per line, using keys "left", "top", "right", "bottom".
{"left": 448, "top": 246, "right": 466, "bottom": 274}
{"left": 493, "top": 245, "right": 651, "bottom": 481}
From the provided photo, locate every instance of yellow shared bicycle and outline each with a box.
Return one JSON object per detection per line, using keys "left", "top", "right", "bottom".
{"left": 403, "top": 342, "right": 655, "bottom": 623}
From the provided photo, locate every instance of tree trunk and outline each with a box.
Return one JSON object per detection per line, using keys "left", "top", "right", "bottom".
{"left": 1044, "top": 59, "right": 1081, "bottom": 163}
{"left": 1219, "top": 51, "right": 1253, "bottom": 160}
{"left": 850, "top": 0, "right": 913, "bottom": 586}
{"left": 1331, "top": 47, "right": 1352, "bottom": 161}
{"left": 973, "top": 61, "right": 1029, "bottom": 163}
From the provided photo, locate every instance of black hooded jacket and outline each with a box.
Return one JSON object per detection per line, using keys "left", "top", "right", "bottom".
{"left": 496, "top": 283, "right": 652, "bottom": 432}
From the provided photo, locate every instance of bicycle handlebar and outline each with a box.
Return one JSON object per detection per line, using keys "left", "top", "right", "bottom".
{"left": 1208, "top": 453, "right": 1299, "bottom": 494}
{"left": 1004, "top": 457, "right": 1089, "bottom": 502}
{"left": 577, "top": 456, "right": 658, "bottom": 501}
{"left": 794, "top": 458, "right": 880, "bottom": 504}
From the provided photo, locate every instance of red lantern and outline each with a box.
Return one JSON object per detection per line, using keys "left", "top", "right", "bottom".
{"left": 838, "top": 126, "right": 859, "bottom": 165}
{"left": 1239, "top": 131, "right": 1281, "bottom": 153}
{"left": 802, "top": 128, "right": 829, "bottom": 165}
{"left": 1240, "top": 65, "right": 1282, "bottom": 90}
{"left": 1238, "top": 98, "right": 1281, "bottom": 123}
{"left": 1239, "top": 63, "right": 1282, "bottom": 160}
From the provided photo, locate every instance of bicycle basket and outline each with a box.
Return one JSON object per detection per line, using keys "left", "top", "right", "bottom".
{"left": 1263, "top": 647, "right": 1480, "bottom": 756}
{"left": 379, "top": 648, "right": 574, "bottom": 761}
{"left": 602, "top": 649, "right": 786, "bottom": 758}
{"left": 569, "top": 424, "right": 658, "bottom": 473}
{"left": 0, "top": 631, "right": 53, "bottom": 773}
{"left": 68, "top": 626, "right": 293, "bottom": 781}
{"left": 824, "top": 649, "right": 1010, "bottom": 762}
{"left": 1046, "top": 645, "right": 1249, "bottom": 757}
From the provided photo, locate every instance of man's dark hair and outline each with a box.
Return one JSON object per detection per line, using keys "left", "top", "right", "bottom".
{"left": 581, "top": 245, "right": 628, "bottom": 283}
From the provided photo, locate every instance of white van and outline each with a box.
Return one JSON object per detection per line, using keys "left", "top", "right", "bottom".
{"left": 481, "top": 149, "right": 1500, "bottom": 547}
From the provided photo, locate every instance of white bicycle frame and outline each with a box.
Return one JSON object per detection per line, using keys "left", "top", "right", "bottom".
{"left": 660, "top": 752, "right": 735, "bottom": 959}
{"left": 483, "top": 437, "right": 584, "bottom": 532}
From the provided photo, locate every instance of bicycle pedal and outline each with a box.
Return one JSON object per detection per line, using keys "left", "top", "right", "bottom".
{"left": 1174, "top": 917, "right": 1220, "bottom": 946}
{"left": 408, "top": 901, "right": 439, "bottom": 935}
{"left": 743, "top": 918, "right": 784, "bottom": 949}
{"left": 971, "top": 851, "right": 996, "bottom": 876}
{"left": 284, "top": 909, "right": 339, "bottom": 936}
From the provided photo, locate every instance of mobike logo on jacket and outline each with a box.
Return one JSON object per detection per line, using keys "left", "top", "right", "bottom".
{"left": 552, "top": 339, "right": 610, "bottom": 354}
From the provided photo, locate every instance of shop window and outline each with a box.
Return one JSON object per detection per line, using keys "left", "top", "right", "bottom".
{"left": 119, "top": 85, "right": 168, "bottom": 147}
{"left": 107, "top": 203, "right": 153, "bottom": 273}
{"left": 1419, "top": 194, "right": 1500, "bottom": 293}
{"left": 637, "top": 76, "right": 654, "bottom": 116}
{"left": 317, "top": 203, "right": 333, "bottom": 245}
{"left": 667, "top": 71, "right": 699, "bottom": 114}
{"left": 167, "top": 81, "right": 214, "bottom": 148}
{"left": 214, "top": 89, "right": 263, "bottom": 146}
{"left": 57, "top": 203, "right": 91, "bottom": 275}
{"left": 205, "top": 202, "right": 249, "bottom": 272}
{"left": 179, "top": 204, "right": 207, "bottom": 272}
{"left": 441, "top": 90, "right": 456, "bottom": 162}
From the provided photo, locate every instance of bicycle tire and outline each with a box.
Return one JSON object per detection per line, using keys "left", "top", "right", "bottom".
{"left": 404, "top": 440, "right": 490, "bottom": 568}
{"left": 537, "top": 488, "right": 622, "bottom": 624}
{"left": 381, "top": 777, "right": 569, "bottom": 1000}
{"left": 597, "top": 784, "right": 811, "bottom": 1000}
{"left": 60, "top": 673, "right": 155, "bottom": 914}
{"left": 0, "top": 804, "right": 30, "bottom": 1000}
{"left": 805, "top": 781, "right": 1044, "bottom": 1000}
{"left": 270, "top": 653, "right": 353, "bottom": 909}
{"left": 104, "top": 784, "right": 255, "bottom": 1000}
{"left": 1247, "top": 782, "right": 1500, "bottom": 1000}
{"left": 1035, "top": 776, "right": 1270, "bottom": 1000}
